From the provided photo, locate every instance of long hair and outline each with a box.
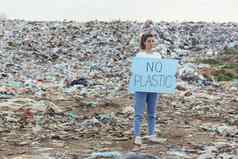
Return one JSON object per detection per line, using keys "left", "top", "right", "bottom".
{"left": 140, "top": 33, "right": 154, "bottom": 50}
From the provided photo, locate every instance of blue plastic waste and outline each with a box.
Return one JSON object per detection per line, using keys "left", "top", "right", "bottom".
{"left": 88, "top": 151, "right": 121, "bottom": 159}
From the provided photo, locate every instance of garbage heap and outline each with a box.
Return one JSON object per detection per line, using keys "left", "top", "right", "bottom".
{"left": 0, "top": 19, "right": 238, "bottom": 159}
{"left": 0, "top": 20, "right": 238, "bottom": 99}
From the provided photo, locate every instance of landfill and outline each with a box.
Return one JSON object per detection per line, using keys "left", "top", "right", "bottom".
{"left": 0, "top": 19, "right": 238, "bottom": 158}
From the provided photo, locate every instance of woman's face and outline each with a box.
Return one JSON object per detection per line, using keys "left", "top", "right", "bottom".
{"left": 144, "top": 36, "right": 156, "bottom": 51}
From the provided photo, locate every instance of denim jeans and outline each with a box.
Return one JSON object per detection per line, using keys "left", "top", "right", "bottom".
{"left": 133, "top": 92, "right": 159, "bottom": 137}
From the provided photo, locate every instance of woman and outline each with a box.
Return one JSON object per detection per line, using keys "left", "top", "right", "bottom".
{"left": 132, "top": 32, "right": 163, "bottom": 145}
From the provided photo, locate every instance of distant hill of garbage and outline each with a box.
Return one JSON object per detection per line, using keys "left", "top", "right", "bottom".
{"left": 0, "top": 19, "right": 238, "bottom": 98}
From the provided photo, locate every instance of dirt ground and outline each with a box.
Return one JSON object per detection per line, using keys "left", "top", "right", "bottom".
{"left": 0, "top": 83, "right": 237, "bottom": 159}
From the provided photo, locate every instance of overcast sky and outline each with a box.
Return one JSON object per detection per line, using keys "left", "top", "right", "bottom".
{"left": 0, "top": 0, "right": 237, "bottom": 22}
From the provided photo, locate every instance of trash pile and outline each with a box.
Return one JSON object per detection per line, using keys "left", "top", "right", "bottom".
{"left": 1, "top": 20, "right": 238, "bottom": 100}
{"left": 0, "top": 19, "right": 238, "bottom": 158}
